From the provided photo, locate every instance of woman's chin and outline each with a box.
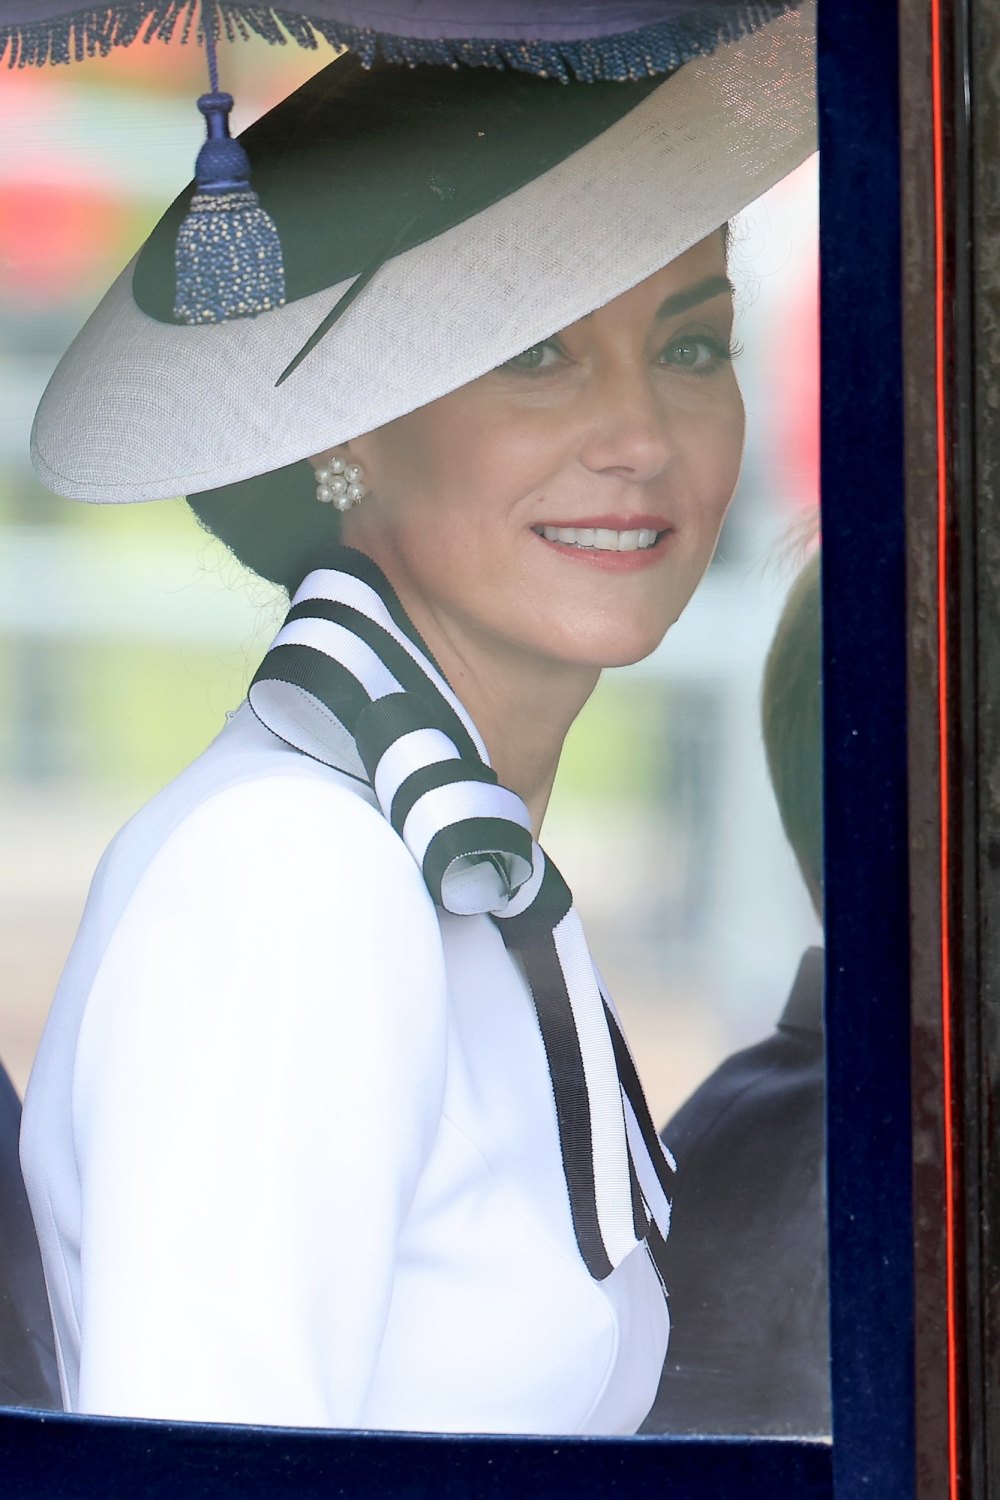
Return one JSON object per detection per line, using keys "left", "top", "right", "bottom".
{"left": 596, "top": 639, "right": 669, "bottom": 670}
{"left": 541, "top": 623, "right": 674, "bottom": 672}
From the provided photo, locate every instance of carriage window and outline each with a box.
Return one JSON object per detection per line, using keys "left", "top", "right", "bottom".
{"left": 0, "top": 19, "right": 828, "bottom": 1442}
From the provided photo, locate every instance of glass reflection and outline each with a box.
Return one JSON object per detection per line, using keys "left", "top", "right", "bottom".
{"left": 0, "top": 23, "right": 824, "bottom": 1438}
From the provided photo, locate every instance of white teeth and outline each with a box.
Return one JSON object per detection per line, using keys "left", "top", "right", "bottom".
{"left": 538, "top": 526, "right": 660, "bottom": 552}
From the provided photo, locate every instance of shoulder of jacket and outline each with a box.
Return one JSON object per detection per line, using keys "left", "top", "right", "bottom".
{"left": 109, "top": 768, "right": 437, "bottom": 937}
{"left": 75, "top": 769, "right": 447, "bottom": 1063}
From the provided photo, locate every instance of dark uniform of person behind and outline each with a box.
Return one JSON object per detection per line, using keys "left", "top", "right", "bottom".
{"left": 1, "top": 1061, "right": 60, "bottom": 1408}
{"left": 642, "top": 551, "right": 828, "bottom": 1436}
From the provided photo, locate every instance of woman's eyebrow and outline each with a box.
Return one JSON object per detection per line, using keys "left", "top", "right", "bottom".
{"left": 656, "top": 274, "right": 735, "bottom": 320}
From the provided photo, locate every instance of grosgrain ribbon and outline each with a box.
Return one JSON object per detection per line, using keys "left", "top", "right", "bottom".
{"left": 248, "top": 547, "right": 674, "bottom": 1280}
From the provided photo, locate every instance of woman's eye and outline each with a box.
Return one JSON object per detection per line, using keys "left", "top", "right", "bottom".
{"left": 499, "top": 340, "right": 562, "bottom": 373}
{"left": 658, "top": 334, "right": 739, "bottom": 373}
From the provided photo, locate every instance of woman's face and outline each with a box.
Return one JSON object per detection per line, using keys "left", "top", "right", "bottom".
{"left": 337, "top": 232, "right": 744, "bottom": 675}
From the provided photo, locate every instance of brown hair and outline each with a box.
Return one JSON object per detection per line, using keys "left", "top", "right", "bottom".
{"left": 187, "top": 460, "right": 342, "bottom": 596}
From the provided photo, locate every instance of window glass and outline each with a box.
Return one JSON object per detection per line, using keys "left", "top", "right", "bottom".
{"left": 0, "top": 26, "right": 825, "bottom": 1440}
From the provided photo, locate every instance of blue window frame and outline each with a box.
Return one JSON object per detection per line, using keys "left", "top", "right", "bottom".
{"left": 0, "top": 1, "right": 924, "bottom": 1494}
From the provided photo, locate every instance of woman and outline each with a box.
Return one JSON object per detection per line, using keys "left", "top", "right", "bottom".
{"left": 20, "top": 6, "right": 815, "bottom": 1436}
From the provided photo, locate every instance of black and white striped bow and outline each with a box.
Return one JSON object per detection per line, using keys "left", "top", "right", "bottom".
{"left": 248, "top": 549, "right": 674, "bottom": 1281}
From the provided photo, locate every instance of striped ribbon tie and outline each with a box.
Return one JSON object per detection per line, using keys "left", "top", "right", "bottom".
{"left": 248, "top": 548, "right": 675, "bottom": 1281}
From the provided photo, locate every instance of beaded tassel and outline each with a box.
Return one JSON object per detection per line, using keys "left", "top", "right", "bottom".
{"left": 173, "top": 9, "right": 285, "bottom": 324}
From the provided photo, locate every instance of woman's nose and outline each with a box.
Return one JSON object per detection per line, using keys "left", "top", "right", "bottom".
{"left": 576, "top": 364, "right": 674, "bottom": 484}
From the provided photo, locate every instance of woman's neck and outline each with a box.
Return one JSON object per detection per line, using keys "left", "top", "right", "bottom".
{"left": 406, "top": 607, "right": 599, "bottom": 839}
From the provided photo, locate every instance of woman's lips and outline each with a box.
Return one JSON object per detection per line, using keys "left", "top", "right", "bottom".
{"left": 531, "top": 516, "right": 674, "bottom": 572}
{"left": 536, "top": 514, "right": 670, "bottom": 532}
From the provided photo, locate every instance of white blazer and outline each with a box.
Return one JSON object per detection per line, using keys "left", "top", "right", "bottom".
{"left": 20, "top": 705, "right": 668, "bottom": 1434}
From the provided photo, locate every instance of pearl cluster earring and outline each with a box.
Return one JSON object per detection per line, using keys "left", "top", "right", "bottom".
{"left": 315, "top": 454, "right": 366, "bottom": 511}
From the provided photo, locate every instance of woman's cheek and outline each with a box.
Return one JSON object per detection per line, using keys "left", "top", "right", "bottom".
{"left": 710, "top": 428, "right": 745, "bottom": 522}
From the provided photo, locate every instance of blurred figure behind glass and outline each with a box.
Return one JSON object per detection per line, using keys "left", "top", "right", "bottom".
{"left": 0, "top": 1062, "right": 59, "bottom": 1409}
{"left": 642, "top": 551, "right": 828, "bottom": 1437}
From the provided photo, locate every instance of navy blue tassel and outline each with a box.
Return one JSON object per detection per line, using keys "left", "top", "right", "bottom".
{"left": 173, "top": 25, "right": 285, "bottom": 323}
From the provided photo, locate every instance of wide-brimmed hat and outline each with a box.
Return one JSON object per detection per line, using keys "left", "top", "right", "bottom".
{"left": 30, "top": 0, "right": 815, "bottom": 506}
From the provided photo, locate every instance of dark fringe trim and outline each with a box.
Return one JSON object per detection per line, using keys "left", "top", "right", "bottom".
{"left": 2, "top": 2, "right": 798, "bottom": 81}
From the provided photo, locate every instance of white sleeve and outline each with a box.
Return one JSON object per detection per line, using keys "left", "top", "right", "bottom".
{"left": 71, "top": 774, "right": 448, "bottom": 1428}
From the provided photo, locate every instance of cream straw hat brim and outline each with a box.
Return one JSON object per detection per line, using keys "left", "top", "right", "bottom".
{"left": 31, "top": 1, "right": 815, "bottom": 505}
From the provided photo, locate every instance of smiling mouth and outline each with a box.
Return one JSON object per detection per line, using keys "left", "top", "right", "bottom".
{"left": 531, "top": 524, "right": 668, "bottom": 553}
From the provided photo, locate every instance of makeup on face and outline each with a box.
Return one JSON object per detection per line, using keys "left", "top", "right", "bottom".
{"left": 342, "top": 234, "right": 745, "bottom": 676}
